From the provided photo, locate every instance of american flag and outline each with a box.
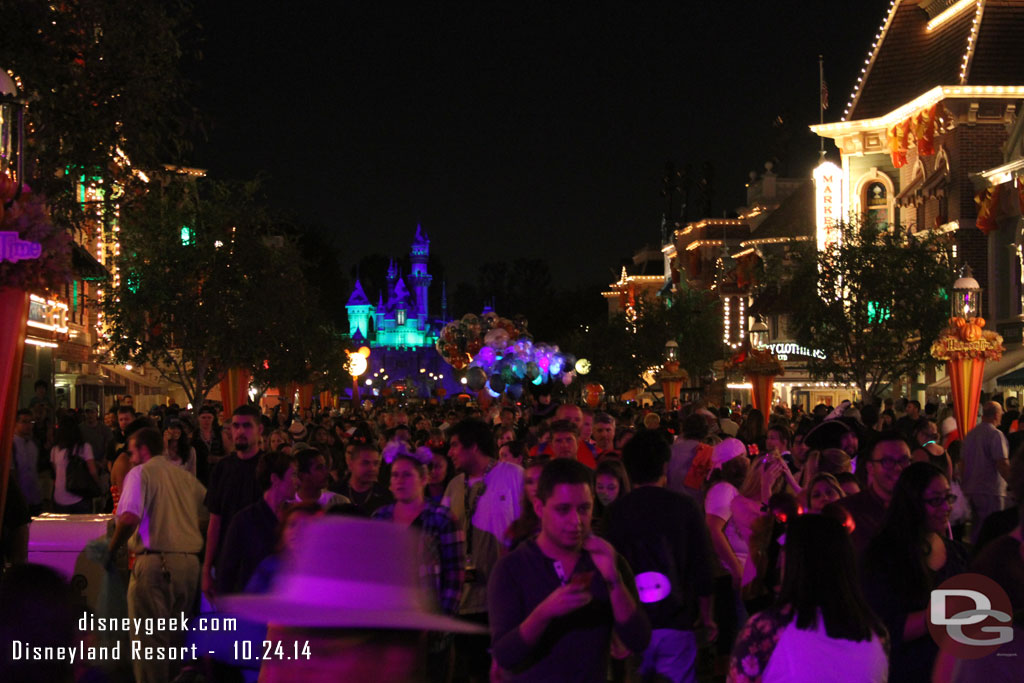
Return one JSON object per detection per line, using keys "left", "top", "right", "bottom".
{"left": 821, "top": 78, "right": 829, "bottom": 111}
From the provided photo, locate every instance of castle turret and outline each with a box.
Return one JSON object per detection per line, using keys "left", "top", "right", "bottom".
{"left": 407, "top": 224, "right": 433, "bottom": 330}
{"left": 345, "top": 280, "right": 374, "bottom": 341}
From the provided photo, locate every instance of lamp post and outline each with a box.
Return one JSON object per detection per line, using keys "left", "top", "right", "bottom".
{"left": 348, "top": 348, "right": 368, "bottom": 411}
{"left": 748, "top": 319, "right": 769, "bottom": 351}
{"left": 931, "top": 265, "right": 1002, "bottom": 441}
{"left": 731, "top": 317, "right": 780, "bottom": 426}
{"left": 656, "top": 340, "right": 688, "bottom": 411}
{"left": 952, "top": 265, "right": 981, "bottom": 320}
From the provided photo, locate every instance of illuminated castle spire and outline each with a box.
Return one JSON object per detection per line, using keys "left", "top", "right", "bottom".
{"left": 407, "top": 224, "right": 432, "bottom": 330}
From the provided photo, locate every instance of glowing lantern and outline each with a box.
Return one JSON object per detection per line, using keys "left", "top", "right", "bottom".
{"left": 347, "top": 352, "right": 367, "bottom": 377}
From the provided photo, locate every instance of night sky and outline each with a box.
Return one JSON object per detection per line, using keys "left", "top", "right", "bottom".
{"left": 189, "top": 1, "right": 893, "bottom": 289}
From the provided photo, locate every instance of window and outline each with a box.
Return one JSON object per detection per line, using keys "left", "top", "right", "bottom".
{"left": 396, "top": 309, "right": 406, "bottom": 326}
{"left": 857, "top": 170, "right": 894, "bottom": 229}
{"left": 865, "top": 182, "right": 888, "bottom": 228}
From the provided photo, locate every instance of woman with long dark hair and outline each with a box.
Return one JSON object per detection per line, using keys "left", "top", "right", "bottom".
{"left": 729, "top": 514, "right": 889, "bottom": 682}
{"left": 862, "top": 461, "right": 967, "bottom": 682}
{"left": 736, "top": 409, "right": 767, "bottom": 454}
{"left": 164, "top": 418, "right": 196, "bottom": 476}
{"left": 50, "top": 414, "right": 99, "bottom": 513}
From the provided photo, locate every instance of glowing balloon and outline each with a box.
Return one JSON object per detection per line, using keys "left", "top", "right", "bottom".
{"left": 575, "top": 358, "right": 592, "bottom": 375}
{"left": 358, "top": 346, "right": 371, "bottom": 358}
{"left": 475, "top": 346, "right": 497, "bottom": 369}
{"left": 525, "top": 361, "right": 540, "bottom": 380}
{"left": 348, "top": 353, "right": 367, "bottom": 377}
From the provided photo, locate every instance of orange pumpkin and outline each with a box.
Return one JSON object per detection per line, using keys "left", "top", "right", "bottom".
{"left": 974, "top": 317, "right": 986, "bottom": 329}
{"left": 962, "top": 324, "right": 982, "bottom": 342}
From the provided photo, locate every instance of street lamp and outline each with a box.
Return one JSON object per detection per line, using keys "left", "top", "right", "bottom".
{"left": 664, "top": 340, "right": 679, "bottom": 365}
{"left": 348, "top": 348, "right": 369, "bottom": 410}
{"left": 748, "top": 319, "right": 769, "bottom": 350}
{"left": 952, "top": 265, "right": 981, "bottom": 320}
{"left": 657, "top": 340, "right": 687, "bottom": 411}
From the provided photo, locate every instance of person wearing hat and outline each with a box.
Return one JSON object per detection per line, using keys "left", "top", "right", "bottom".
{"left": 221, "top": 517, "right": 486, "bottom": 682}
{"left": 703, "top": 438, "right": 750, "bottom": 669}
{"left": 286, "top": 419, "right": 308, "bottom": 443}
{"left": 704, "top": 438, "right": 750, "bottom": 589}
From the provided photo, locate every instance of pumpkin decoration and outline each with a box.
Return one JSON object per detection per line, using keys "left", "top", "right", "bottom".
{"left": 962, "top": 323, "right": 982, "bottom": 342}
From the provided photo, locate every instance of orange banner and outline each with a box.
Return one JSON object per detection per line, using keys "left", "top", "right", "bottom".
{"left": 747, "top": 374, "right": 775, "bottom": 426}
{"left": 218, "top": 367, "right": 251, "bottom": 412}
{"left": 947, "top": 358, "right": 985, "bottom": 441}
{"left": 298, "top": 383, "right": 314, "bottom": 411}
{"left": 0, "top": 288, "right": 30, "bottom": 518}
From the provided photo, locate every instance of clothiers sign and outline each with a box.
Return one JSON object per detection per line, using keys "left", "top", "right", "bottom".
{"left": 766, "top": 342, "right": 827, "bottom": 361}
{"left": 813, "top": 162, "right": 845, "bottom": 252}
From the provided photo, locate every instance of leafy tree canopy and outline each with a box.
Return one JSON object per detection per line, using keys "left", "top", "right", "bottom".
{"left": 103, "top": 176, "right": 338, "bottom": 406}
{"left": 567, "top": 282, "right": 722, "bottom": 397}
{"left": 773, "top": 219, "right": 954, "bottom": 399}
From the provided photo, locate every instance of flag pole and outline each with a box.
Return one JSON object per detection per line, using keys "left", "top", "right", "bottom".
{"left": 819, "top": 55, "right": 826, "bottom": 160}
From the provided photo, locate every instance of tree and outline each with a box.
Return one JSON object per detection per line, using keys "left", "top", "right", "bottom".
{"left": 567, "top": 283, "right": 722, "bottom": 397}
{"left": 0, "top": 0, "right": 198, "bottom": 230}
{"left": 777, "top": 219, "right": 954, "bottom": 399}
{"left": 103, "top": 176, "right": 331, "bottom": 406}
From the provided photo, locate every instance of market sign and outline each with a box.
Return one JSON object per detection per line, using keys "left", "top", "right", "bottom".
{"left": 765, "top": 341, "right": 827, "bottom": 361}
{"left": 0, "top": 231, "right": 41, "bottom": 262}
{"left": 813, "top": 162, "right": 845, "bottom": 252}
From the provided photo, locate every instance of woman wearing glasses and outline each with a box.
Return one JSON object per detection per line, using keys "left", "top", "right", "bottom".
{"left": 862, "top": 461, "right": 968, "bottom": 683}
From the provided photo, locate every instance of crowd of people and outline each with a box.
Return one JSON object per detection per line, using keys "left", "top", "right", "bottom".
{"left": 2, "top": 388, "right": 1023, "bottom": 682}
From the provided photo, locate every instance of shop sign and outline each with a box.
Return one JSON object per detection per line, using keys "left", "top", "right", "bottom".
{"left": 814, "top": 162, "right": 845, "bottom": 252}
{"left": 765, "top": 341, "right": 827, "bottom": 361}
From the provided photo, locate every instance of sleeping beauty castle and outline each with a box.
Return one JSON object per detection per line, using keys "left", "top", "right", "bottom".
{"left": 346, "top": 226, "right": 461, "bottom": 398}
{"left": 346, "top": 224, "right": 439, "bottom": 349}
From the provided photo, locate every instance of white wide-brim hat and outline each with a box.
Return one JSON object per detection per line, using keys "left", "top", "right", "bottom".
{"left": 221, "top": 517, "right": 485, "bottom": 634}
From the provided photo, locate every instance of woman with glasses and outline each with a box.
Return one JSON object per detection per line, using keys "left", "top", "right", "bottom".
{"left": 863, "top": 461, "right": 968, "bottom": 683}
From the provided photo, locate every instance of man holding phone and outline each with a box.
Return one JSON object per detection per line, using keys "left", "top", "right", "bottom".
{"left": 488, "top": 458, "right": 650, "bottom": 681}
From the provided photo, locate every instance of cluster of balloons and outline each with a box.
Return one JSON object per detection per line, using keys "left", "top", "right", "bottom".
{"left": 463, "top": 338, "right": 579, "bottom": 398}
{"left": 436, "top": 312, "right": 528, "bottom": 371}
{"left": 436, "top": 311, "right": 579, "bottom": 397}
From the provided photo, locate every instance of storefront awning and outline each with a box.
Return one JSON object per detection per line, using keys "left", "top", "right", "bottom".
{"left": 100, "top": 364, "right": 164, "bottom": 389}
{"left": 997, "top": 367, "right": 1024, "bottom": 389}
{"left": 71, "top": 242, "right": 111, "bottom": 282}
{"left": 927, "top": 346, "right": 1024, "bottom": 392}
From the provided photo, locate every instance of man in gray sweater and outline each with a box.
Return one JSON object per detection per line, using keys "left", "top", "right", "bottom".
{"left": 487, "top": 458, "right": 650, "bottom": 681}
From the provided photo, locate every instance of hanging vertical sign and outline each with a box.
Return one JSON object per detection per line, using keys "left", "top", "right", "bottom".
{"left": 814, "top": 162, "right": 845, "bottom": 252}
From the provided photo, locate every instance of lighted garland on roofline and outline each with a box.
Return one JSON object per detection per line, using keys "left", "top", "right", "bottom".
{"left": 0, "top": 177, "right": 73, "bottom": 291}
{"left": 725, "top": 348, "right": 785, "bottom": 376}
{"left": 436, "top": 311, "right": 579, "bottom": 397}
{"left": 930, "top": 316, "right": 1004, "bottom": 361}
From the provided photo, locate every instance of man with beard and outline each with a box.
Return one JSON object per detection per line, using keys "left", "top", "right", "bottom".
{"left": 202, "top": 405, "right": 265, "bottom": 602}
